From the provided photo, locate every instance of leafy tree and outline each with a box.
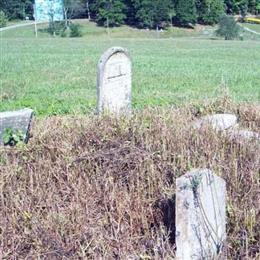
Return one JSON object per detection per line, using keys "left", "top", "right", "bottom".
{"left": 216, "top": 15, "right": 240, "bottom": 39}
{"left": 0, "top": 0, "right": 33, "bottom": 20}
{"left": 197, "top": 0, "right": 225, "bottom": 25}
{"left": 239, "top": 0, "right": 249, "bottom": 17}
{"left": 63, "top": 0, "right": 85, "bottom": 27}
{"left": 84, "top": 0, "right": 92, "bottom": 19}
{"left": 175, "top": 0, "right": 197, "bottom": 26}
{"left": 248, "top": 0, "right": 256, "bottom": 13}
{"left": 224, "top": 0, "right": 238, "bottom": 14}
{"left": 0, "top": 10, "right": 7, "bottom": 28}
{"left": 132, "top": 0, "right": 155, "bottom": 28}
{"left": 124, "top": 0, "right": 136, "bottom": 25}
{"left": 224, "top": 0, "right": 259, "bottom": 14}
{"left": 94, "top": 0, "right": 126, "bottom": 26}
{"left": 153, "top": 0, "right": 175, "bottom": 28}
{"left": 257, "top": 0, "right": 260, "bottom": 13}
{"left": 131, "top": 0, "right": 174, "bottom": 29}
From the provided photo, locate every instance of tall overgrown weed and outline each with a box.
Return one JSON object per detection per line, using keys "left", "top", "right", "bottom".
{"left": 0, "top": 100, "right": 259, "bottom": 259}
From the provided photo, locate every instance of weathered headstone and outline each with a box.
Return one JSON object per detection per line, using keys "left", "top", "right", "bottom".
{"left": 0, "top": 108, "right": 34, "bottom": 145}
{"left": 97, "top": 47, "right": 132, "bottom": 115}
{"left": 194, "top": 114, "right": 238, "bottom": 131}
{"left": 176, "top": 169, "right": 226, "bottom": 260}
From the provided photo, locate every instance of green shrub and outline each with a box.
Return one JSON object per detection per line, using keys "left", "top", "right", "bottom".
{"left": 48, "top": 21, "right": 66, "bottom": 36}
{"left": 3, "top": 128, "right": 24, "bottom": 146}
{"left": 0, "top": 10, "right": 7, "bottom": 28}
{"left": 60, "top": 29, "right": 68, "bottom": 38}
{"left": 216, "top": 15, "right": 240, "bottom": 40}
{"left": 69, "top": 23, "right": 82, "bottom": 37}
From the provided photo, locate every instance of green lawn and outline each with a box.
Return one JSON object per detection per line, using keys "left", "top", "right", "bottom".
{"left": 1, "top": 21, "right": 260, "bottom": 116}
{"left": 243, "top": 22, "right": 260, "bottom": 33}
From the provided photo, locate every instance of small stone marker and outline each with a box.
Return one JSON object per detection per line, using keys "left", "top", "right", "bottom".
{"left": 228, "top": 128, "right": 260, "bottom": 142}
{"left": 97, "top": 47, "right": 132, "bottom": 115}
{"left": 176, "top": 169, "right": 226, "bottom": 260}
{"left": 194, "top": 114, "right": 238, "bottom": 131}
{"left": 0, "top": 108, "right": 34, "bottom": 145}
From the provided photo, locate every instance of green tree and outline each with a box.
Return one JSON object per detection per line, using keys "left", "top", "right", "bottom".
{"left": 131, "top": 0, "right": 174, "bottom": 28}
{"left": 216, "top": 15, "right": 240, "bottom": 39}
{"left": 257, "top": 0, "right": 260, "bottom": 13}
{"left": 223, "top": 0, "right": 259, "bottom": 15}
{"left": 94, "top": 0, "right": 126, "bottom": 27}
{"left": 63, "top": 0, "right": 85, "bottom": 27}
{"left": 248, "top": 0, "right": 256, "bottom": 13}
{"left": 197, "top": 0, "right": 225, "bottom": 25}
{"left": 175, "top": 0, "right": 197, "bottom": 26}
{"left": 239, "top": 0, "right": 249, "bottom": 17}
{"left": 0, "top": 10, "right": 7, "bottom": 28}
{"left": 0, "top": 0, "right": 33, "bottom": 20}
{"left": 153, "top": 0, "right": 175, "bottom": 28}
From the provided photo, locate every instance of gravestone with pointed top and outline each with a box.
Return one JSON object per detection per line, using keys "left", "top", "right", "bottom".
{"left": 0, "top": 108, "right": 34, "bottom": 145}
{"left": 97, "top": 47, "right": 132, "bottom": 115}
{"left": 176, "top": 169, "right": 226, "bottom": 260}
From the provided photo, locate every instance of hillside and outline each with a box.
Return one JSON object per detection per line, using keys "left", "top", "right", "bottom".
{"left": 1, "top": 21, "right": 260, "bottom": 116}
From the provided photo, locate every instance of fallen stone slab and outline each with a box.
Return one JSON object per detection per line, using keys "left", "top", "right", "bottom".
{"left": 0, "top": 108, "right": 34, "bottom": 145}
{"left": 194, "top": 114, "right": 238, "bottom": 131}
{"left": 228, "top": 129, "right": 260, "bottom": 142}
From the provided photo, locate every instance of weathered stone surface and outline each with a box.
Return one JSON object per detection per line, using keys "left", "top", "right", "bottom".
{"left": 97, "top": 47, "right": 132, "bottom": 115}
{"left": 176, "top": 169, "right": 226, "bottom": 260}
{"left": 0, "top": 108, "right": 34, "bottom": 145}
{"left": 228, "top": 129, "right": 260, "bottom": 142}
{"left": 194, "top": 114, "right": 238, "bottom": 131}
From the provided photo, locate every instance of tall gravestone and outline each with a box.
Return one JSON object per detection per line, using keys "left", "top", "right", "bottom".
{"left": 97, "top": 47, "right": 132, "bottom": 115}
{"left": 0, "top": 108, "right": 34, "bottom": 145}
{"left": 176, "top": 169, "right": 226, "bottom": 260}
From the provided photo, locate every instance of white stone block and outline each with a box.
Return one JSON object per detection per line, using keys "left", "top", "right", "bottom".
{"left": 0, "top": 108, "right": 34, "bottom": 145}
{"left": 194, "top": 114, "right": 238, "bottom": 131}
{"left": 176, "top": 169, "right": 226, "bottom": 260}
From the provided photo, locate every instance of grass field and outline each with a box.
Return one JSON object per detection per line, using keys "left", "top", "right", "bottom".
{"left": 243, "top": 22, "right": 260, "bottom": 33}
{"left": 1, "top": 21, "right": 260, "bottom": 116}
{"left": 0, "top": 21, "right": 260, "bottom": 259}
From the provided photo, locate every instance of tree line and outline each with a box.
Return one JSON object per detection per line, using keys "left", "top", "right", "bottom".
{"left": 1, "top": 0, "right": 260, "bottom": 28}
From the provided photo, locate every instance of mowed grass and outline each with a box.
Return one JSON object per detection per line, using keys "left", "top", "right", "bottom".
{"left": 243, "top": 22, "right": 260, "bottom": 33}
{"left": 1, "top": 21, "right": 260, "bottom": 116}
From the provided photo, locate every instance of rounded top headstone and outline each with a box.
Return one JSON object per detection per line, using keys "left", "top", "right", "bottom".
{"left": 98, "top": 47, "right": 130, "bottom": 67}
{"left": 97, "top": 47, "right": 132, "bottom": 115}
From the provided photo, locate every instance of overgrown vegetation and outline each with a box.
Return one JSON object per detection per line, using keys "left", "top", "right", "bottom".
{"left": 0, "top": 99, "right": 259, "bottom": 258}
{"left": 216, "top": 15, "right": 240, "bottom": 39}
{"left": 69, "top": 23, "right": 83, "bottom": 37}
{"left": 0, "top": 10, "right": 7, "bottom": 28}
{"left": 2, "top": 128, "right": 25, "bottom": 146}
{"left": 47, "top": 21, "right": 67, "bottom": 36}
{"left": 44, "top": 21, "right": 83, "bottom": 37}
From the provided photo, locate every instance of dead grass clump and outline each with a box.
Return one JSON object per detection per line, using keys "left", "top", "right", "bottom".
{"left": 0, "top": 102, "right": 259, "bottom": 259}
